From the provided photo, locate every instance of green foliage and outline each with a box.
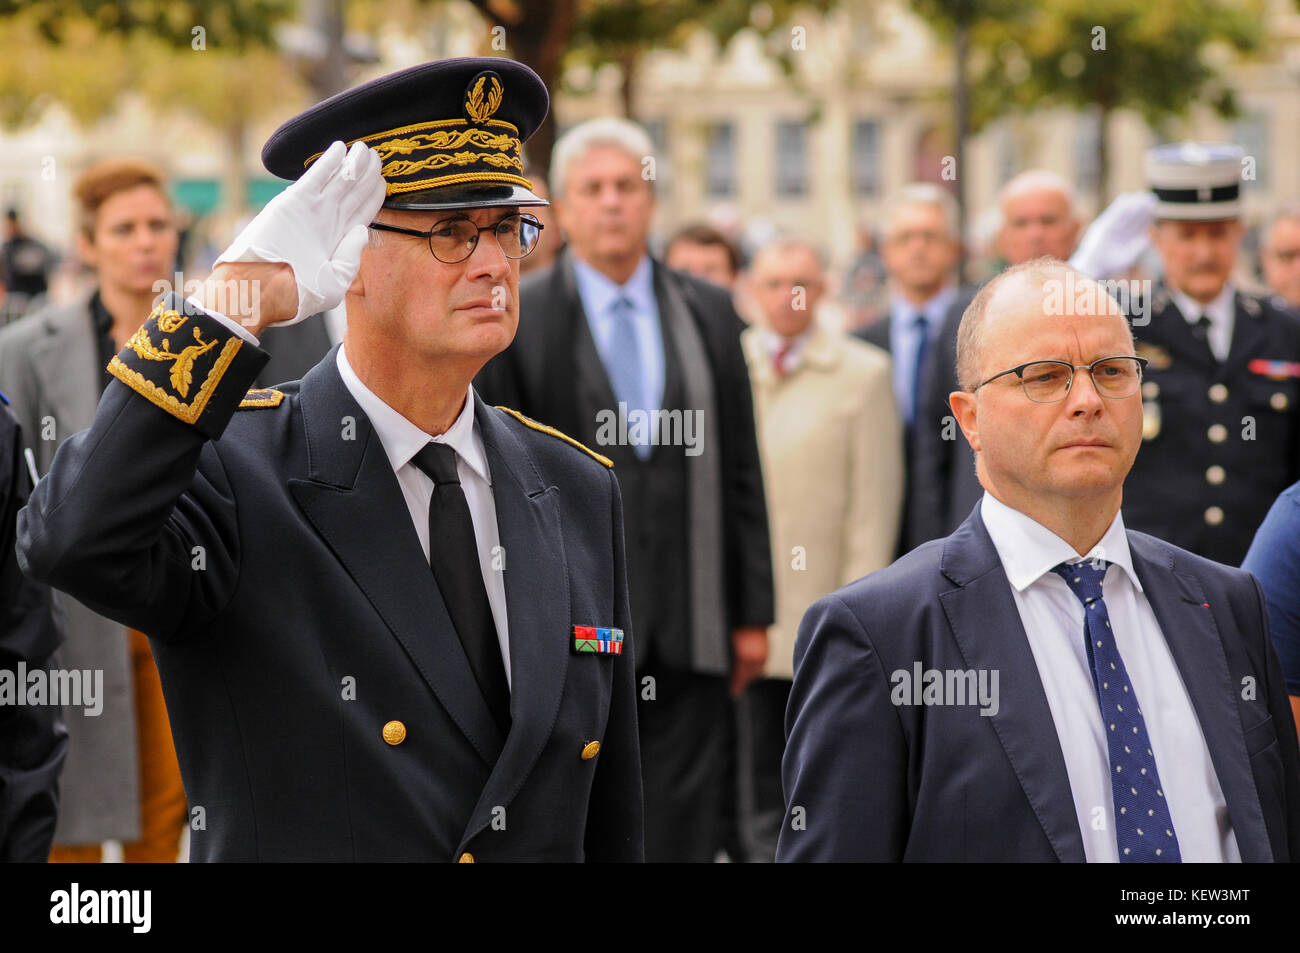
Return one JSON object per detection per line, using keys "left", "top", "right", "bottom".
{"left": 912, "top": 0, "right": 1265, "bottom": 132}
{"left": 0, "top": 1, "right": 301, "bottom": 130}
{"left": 570, "top": 0, "right": 839, "bottom": 80}
{"left": 0, "top": 0, "right": 292, "bottom": 48}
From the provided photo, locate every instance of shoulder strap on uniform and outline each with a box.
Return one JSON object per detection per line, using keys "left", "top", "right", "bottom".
{"left": 494, "top": 405, "right": 613, "bottom": 468}
{"left": 238, "top": 388, "right": 285, "bottom": 409}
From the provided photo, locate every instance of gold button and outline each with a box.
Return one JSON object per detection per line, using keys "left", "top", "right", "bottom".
{"left": 1271, "top": 392, "right": 1289, "bottom": 411}
{"left": 1204, "top": 506, "right": 1224, "bottom": 526}
{"left": 1207, "top": 424, "right": 1228, "bottom": 443}
{"left": 1141, "top": 381, "right": 1160, "bottom": 400}
{"left": 382, "top": 720, "right": 406, "bottom": 745}
{"left": 458, "top": 852, "right": 475, "bottom": 863}
{"left": 1208, "top": 383, "right": 1228, "bottom": 403}
{"left": 1206, "top": 465, "right": 1225, "bottom": 485}
{"left": 581, "top": 740, "right": 601, "bottom": 760}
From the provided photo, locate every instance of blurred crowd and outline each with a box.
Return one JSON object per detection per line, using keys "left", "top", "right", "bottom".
{"left": 3, "top": 116, "right": 1300, "bottom": 863}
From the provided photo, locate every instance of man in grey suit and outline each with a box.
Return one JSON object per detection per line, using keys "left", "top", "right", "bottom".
{"left": 0, "top": 158, "right": 188, "bottom": 861}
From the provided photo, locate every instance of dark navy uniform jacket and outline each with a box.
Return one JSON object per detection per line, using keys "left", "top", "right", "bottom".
{"left": 16, "top": 299, "right": 644, "bottom": 862}
{"left": 1125, "top": 287, "right": 1300, "bottom": 566}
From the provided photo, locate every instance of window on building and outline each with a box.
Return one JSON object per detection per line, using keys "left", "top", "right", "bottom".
{"left": 1074, "top": 107, "right": 1102, "bottom": 196}
{"left": 851, "top": 119, "right": 881, "bottom": 197}
{"left": 776, "top": 119, "right": 808, "bottom": 197}
{"left": 1232, "top": 111, "right": 1269, "bottom": 191}
{"left": 706, "top": 121, "right": 735, "bottom": 198}
{"left": 642, "top": 118, "right": 671, "bottom": 194}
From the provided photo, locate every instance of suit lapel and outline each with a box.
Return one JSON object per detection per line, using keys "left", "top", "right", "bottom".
{"left": 460, "top": 395, "right": 571, "bottom": 845}
{"left": 1127, "top": 533, "right": 1273, "bottom": 860}
{"left": 1221, "top": 292, "right": 1267, "bottom": 378}
{"left": 288, "top": 352, "right": 506, "bottom": 766}
{"left": 938, "top": 510, "right": 1086, "bottom": 861}
{"left": 560, "top": 255, "right": 619, "bottom": 439}
{"left": 29, "top": 303, "right": 101, "bottom": 469}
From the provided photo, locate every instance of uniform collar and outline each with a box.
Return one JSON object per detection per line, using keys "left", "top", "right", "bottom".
{"left": 1168, "top": 282, "right": 1235, "bottom": 328}
{"left": 980, "top": 491, "right": 1143, "bottom": 594}
{"left": 335, "top": 343, "right": 490, "bottom": 486}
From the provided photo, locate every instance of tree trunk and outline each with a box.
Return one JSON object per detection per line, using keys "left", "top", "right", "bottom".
{"left": 954, "top": 19, "right": 969, "bottom": 282}
{"left": 223, "top": 120, "right": 249, "bottom": 221}
{"left": 619, "top": 47, "right": 639, "bottom": 120}
{"left": 306, "top": 0, "right": 348, "bottom": 101}
{"left": 496, "top": 0, "right": 578, "bottom": 185}
{"left": 1097, "top": 105, "right": 1111, "bottom": 207}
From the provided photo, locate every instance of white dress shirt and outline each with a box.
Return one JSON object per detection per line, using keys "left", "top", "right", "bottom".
{"left": 335, "top": 344, "right": 512, "bottom": 688}
{"left": 572, "top": 254, "right": 665, "bottom": 413}
{"left": 762, "top": 326, "right": 813, "bottom": 376}
{"left": 193, "top": 301, "right": 511, "bottom": 685}
{"left": 1169, "top": 282, "right": 1235, "bottom": 362}
{"left": 980, "top": 492, "right": 1239, "bottom": 862}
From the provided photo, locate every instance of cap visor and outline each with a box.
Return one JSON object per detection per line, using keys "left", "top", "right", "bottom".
{"left": 383, "top": 183, "right": 548, "bottom": 211}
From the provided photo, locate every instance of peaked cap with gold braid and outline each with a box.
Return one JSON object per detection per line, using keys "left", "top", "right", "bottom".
{"left": 262, "top": 57, "right": 549, "bottom": 211}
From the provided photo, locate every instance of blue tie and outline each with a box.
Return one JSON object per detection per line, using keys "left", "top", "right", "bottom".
{"left": 606, "top": 295, "right": 650, "bottom": 460}
{"left": 1052, "top": 560, "right": 1182, "bottom": 862}
{"left": 909, "top": 313, "right": 930, "bottom": 427}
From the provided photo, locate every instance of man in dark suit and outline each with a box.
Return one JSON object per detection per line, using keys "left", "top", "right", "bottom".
{"left": 910, "top": 170, "right": 1082, "bottom": 549}
{"left": 780, "top": 258, "right": 1300, "bottom": 862}
{"left": 475, "top": 117, "right": 774, "bottom": 862}
{"left": 853, "top": 183, "right": 968, "bottom": 555}
{"left": 17, "top": 58, "right": 643, "bottom": 862}
{"left": 1124, "top": 143, "right": 1300, "bottom": 567}
{"left": 0, "top": 393, "right": 66, "bottom": 862}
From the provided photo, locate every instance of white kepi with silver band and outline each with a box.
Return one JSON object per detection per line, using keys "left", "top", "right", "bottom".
{"left": 1146, "top": 142, "right": 1244, "bottom": 221}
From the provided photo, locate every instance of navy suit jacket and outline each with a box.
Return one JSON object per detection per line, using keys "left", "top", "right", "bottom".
{"left": 778, "top": 505, "right": 1300, "bottom": 862}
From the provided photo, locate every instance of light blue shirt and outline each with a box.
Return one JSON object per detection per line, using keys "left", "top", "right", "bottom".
{"left": 572, "top": 254, "right": 665, "bottom": 414}
{"left": 889, "top": 285, "right": 957, "bottom": 425}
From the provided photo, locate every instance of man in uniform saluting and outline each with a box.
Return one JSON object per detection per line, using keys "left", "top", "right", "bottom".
{"left": 1125, "top": 143, "right": 1300, "bottom": 566}
{"left": 16, "top": 57, "right": 643, "bottom": 862}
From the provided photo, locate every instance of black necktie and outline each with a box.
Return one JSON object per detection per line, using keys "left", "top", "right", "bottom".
{"left": 411, "top": 442, "right": 511, "bottom": 734}
{"left": 1192, "top": 314, "right": 1216, "bottom": 363}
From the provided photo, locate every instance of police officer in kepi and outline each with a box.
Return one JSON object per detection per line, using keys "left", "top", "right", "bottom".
{"left": 16, "top": 57, "right": 644, "bottom": 861}
{"left": 1123, "top": 142, "right": 1300, "bottom": 566}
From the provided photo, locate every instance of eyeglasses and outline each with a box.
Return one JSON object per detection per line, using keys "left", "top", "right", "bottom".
{"left": 972, "top": 356, "right": 1149, "bottom": 403}
{"left": 368, "top": 213, "right": 544, "bottom": 264}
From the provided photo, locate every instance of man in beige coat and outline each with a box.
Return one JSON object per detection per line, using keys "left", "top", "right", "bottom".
{"left": 738, "top": 237, "right": 903, "bottom": 859}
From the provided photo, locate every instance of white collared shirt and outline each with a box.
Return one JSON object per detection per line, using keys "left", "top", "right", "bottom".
{"left": 979, "top": 491, "right": 1239, "bottom": 862}
{"left": 763, "top": 326, "right": 813, "bottom": 376}
{"left": 1169, "top": 282, "right": 1235, "bottom": 362}
{"left": 335, "top": 344, "right": 511, "bottom": 688}
{"left": 572, "top": 253, "right": 665, "bottom": 413}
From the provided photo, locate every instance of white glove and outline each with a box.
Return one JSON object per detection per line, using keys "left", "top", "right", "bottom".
{"left": 217, "top": 140, "right": 386, "bottom": 326}
{"left": 1068, "top": 191, "right": 1157, "bottom": 280}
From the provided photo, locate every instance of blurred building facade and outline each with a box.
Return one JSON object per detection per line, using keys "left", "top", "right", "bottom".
{"left": 2, "top": 0, "right": 1299, "bottom": 279}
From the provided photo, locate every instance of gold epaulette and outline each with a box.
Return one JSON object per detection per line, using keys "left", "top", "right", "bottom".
{"left": 494, "top": 406, "right": 613, "bottom": 468}
{"left": 238, "top": 388, "right": 285, "bottom": 409}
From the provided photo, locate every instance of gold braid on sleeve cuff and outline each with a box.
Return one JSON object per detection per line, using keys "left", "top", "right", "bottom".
{"left": 106, "top": 293, "right": 270, "bottom": 439}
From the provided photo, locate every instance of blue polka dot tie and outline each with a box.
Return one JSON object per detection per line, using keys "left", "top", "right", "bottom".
{"left": 1052, "top": 560, "right": 1182, "bottom": 862}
